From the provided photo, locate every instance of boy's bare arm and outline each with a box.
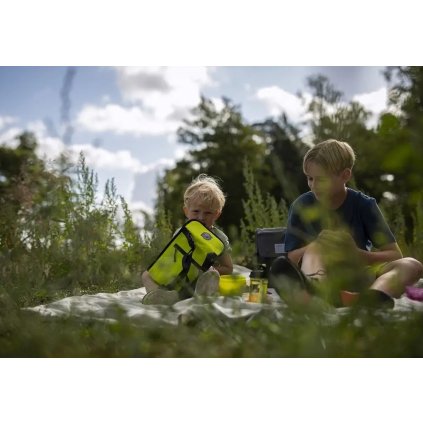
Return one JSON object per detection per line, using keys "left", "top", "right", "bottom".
{"left": 287, "top": 246, "right": 308, "bottom": 266}
{"left": 288, "top": 237, "right": 403, "bottom": 267}
{"left": 358, "top": 242, "right": 403, "bottom": 265}
{"left": 214, "top": 252, "right": 233, "bottom": 275}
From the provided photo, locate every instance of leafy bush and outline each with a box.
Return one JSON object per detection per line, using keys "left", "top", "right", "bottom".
{"left": 0, "top": 152, "right": 165, "bottom": 308}
{"left": 237, "top": 160, "right": 288, "bottom": 267}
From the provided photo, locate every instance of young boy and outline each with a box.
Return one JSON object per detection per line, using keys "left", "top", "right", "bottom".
{"left": 141, "top": 174, "right": 233, "bottom": 305}
{"left": 271, "top": 139, "right": 423, "bottom": 308}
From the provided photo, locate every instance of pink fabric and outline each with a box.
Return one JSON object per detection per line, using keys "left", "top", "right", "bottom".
{"left": 405, "top": 286, "right": 423, "bottom": 302}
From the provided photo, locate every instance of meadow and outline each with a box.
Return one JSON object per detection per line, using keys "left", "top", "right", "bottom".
{"left": 1, "top": 154, "right": 423, "bottom": 358}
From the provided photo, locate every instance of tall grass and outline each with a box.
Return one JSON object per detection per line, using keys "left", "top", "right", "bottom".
{"left": 0, "top": 153, "right": 166, "bottom": 309}
{"left": 1, "top": 153, "right": 423, "bottom": 357}
{"left": 238, "top": 160, "right": 288, "bottom": 266}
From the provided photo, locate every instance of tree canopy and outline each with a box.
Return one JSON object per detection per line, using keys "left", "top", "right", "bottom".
{"left": 155, "top": 67, "right": 423, "bottom": 249}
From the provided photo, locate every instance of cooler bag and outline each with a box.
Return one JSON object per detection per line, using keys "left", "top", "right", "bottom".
{"left": 148, "top": 219, "right": 225, "bottom": 290}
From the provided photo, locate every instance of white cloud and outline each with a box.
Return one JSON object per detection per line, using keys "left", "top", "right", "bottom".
{"left": 174, "top": 145, "right": 190, "bottom": 160}
{"left": 0, "top": 119, "right": 161, "bottom": 175}
{"left": 76, "top": 104, "right": 181, "bottom": 136}
{"left": 68, "top": 144, "right": 146, "bottom": 172}
{"left": 128, "top": 200, "right": 154, "bottom": 222}
{"left": 257, "top": 85, "right": 391, "bottom": 129}
{"left": 117, "top": 67, "right": 211, "bottom": 110}
{"left": 77, "top": 67, "right": 214, "bottom": 137}
{"left": 210, "top": 97, "right": 225, "bottom": 112}
{"left": 0, "top": 118, "right": 177, "bottom": 210}
{"left": 0, "top": 115, "right": 17, "bottom": 130}
{"left": 353, "top": 87, "right": 388, "bottom": 116}
{"left": 0, "top": 126, "right": 22, "bottom": 148}
{"left": 256, "top": 86, "right": 310, "bottom": 122}
{"left": 352, "top": 87, "right": 389, "bottom": 128}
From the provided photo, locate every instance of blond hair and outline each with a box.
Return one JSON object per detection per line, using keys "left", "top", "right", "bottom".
{"left": 184, "top": 174, "right": 226, "bottom": 212}
{"left": 303, "top": 139, "right": 356, "bottom": 174}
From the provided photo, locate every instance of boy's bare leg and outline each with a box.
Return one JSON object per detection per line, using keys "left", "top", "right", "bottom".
{"left": 300, "top": 242, "right": 326, "bottom": 280}
{"left": 195, "top": 269, "right": 220, "bottom": 296}
{"left": 141, "top": 270, "right": 160, "bottom": 293}
{"left": 370, "top": 257, "right": 423, "bottom": 298}
{"left": 141, "top": 270, "right": 179, "bottom": 305}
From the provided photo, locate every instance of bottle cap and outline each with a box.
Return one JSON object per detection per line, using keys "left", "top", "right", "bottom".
{"left": 250, "top": 268, "right": 264, "bottom": 278}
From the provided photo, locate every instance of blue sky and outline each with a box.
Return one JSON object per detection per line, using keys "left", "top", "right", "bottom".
{"left": 0, "top": 66, "right": 389, "bottom": 219}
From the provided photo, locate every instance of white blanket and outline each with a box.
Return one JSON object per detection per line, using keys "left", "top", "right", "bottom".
{"left": 26, "top": 287, "right": 287, "bottom": 325}
{"left": 25, "top": 268, "right": 423, "bottom": 325}
{"left": 26, "top": 265, "right": 284, "bottom": 325}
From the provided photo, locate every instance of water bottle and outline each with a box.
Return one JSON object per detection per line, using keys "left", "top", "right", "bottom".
{"left": 249, "top": 268, "right": 268, "bottom": 303}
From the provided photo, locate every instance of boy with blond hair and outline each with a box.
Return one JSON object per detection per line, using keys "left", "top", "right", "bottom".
{"left": 271, "top": 139, "right": 423, "bottom": 308}
{"left": 141, "top": 174, "right": 233, "bottom": 305}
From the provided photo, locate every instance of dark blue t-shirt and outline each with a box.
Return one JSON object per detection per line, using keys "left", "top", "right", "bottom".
{"left": 285, "top": 188, "right": 396, "bottom": 252}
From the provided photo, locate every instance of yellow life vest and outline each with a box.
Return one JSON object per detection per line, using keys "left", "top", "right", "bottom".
{"left": 147, "top": 219, "right": 225, "bottom": 291}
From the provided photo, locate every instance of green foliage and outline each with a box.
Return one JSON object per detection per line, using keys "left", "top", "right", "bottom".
{"left": 138, "top": 196, "right": 174, "bottom": 270}
{"left": 253, "top": 114, "right": 309, "bottom": 204}
{"left": 0, "top": 137, "right": 154, "bottom": 308}
{"left": 3, "top": 300, "right": 423, "bottom": 357}
{"left": 157, "top": 97, "right": 273, "bottom": 233}
{"left": 238, "top": 160, "right": 288, "bottom": 266}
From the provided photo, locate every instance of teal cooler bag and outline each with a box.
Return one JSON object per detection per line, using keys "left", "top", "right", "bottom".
{"left": 147, "top": 219, "right": 225, "bottom": 292}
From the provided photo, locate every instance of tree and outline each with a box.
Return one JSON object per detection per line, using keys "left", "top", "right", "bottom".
{"left": 0, "top": 131, "right": 70, "bottom": 251}
{"left": 253, "top": 113, "right": 308, "bottom": 205}
{"left": 302, "top": 74, "right": 387, "bottom": 199}
{"left": 381, "top": 66, "right": 423, "bottom": 243}
{"left": 303, "top": 70, "right": 423, "bottom": 247}
{"left": 157, "top": 97, "right": 272, "bottom": 234}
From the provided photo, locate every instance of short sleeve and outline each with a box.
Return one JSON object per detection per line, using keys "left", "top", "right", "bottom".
{"left": 212, "top": 227, "right": 232, "bottom": 253}
{"left": 360, "top": 196, "right": 396, "bottom": 248}
{"left": 284, "top": 197, "right": 318, "bottom": 251}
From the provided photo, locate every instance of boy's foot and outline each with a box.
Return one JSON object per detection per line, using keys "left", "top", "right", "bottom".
{"left": 141, "top": 289, "right": 179, "bottom": 305}
{"left": 269, "top": 256, "right": 315, "bottom": 303}
{"left": 195, "top": 270, "right": 220, "bottom": 296}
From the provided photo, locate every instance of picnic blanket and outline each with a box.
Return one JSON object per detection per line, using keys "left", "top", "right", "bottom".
{"left": 25, "top": 265, "right": 279, "bottom": 325}
{"left": 25, "top": 265, "right": 423, "bottom": 325}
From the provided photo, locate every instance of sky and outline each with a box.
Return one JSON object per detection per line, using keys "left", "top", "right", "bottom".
{"left": 0, "top": 66, "right": 390, "bottom": 219}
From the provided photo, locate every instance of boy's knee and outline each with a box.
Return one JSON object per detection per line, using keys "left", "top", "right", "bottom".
{"left": 406, "top": 257, "right": 423, "bottom": 279}
{"left": 392, "top": 257, "right": 423, "bottom": 281}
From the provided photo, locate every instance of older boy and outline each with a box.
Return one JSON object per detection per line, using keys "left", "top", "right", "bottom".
{"left": 141, "top": 174, "right": 233, "bottom": 305}
{"left": 272, "top": 139, "right": 423, "bottom": 308}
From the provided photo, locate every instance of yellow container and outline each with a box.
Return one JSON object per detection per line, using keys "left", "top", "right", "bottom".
{"left": 219, "top": 274, "right": 247, "bottom": 296}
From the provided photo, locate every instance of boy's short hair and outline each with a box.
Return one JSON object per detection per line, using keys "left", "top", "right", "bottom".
{"left": 303, "top": 139, "right": 356, "bottom": 174}
{"left": 184, "top": 174, "right": 226, "bottom": 212}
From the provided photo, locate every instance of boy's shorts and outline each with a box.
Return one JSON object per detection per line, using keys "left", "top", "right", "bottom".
{"left": 310, "top": 262, "right": 390, "bottom": 306}
{"left": 367, "top": 262, "right": 389, "bottom": 279}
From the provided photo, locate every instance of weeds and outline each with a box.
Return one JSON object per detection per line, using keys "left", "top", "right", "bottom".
{"left": 238, "top": 160, "right": 288, "bottom": 267}
{"left": 1, "top": 147, "right": 423, "bottom": 357}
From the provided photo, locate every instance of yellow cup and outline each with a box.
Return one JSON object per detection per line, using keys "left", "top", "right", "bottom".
{"left": 219, "top": 274, "right": 247, "bottom": 296}
{"left": 249, "top": 278, "right": 268, "bottom": 303}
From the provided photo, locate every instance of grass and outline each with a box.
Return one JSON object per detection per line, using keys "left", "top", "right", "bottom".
{"left": 1, "top": 155, "right": 423, "bottom": 358}
{"left": 2, "top": 292, "right": 423, "bottom": 357}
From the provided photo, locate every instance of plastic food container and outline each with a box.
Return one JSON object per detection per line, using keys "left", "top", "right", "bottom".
{"left": 248, "top": 269, "right": 268, "bottom": 303}
{"left": 219, "top": 274, "right": 247, "bottom": 296}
